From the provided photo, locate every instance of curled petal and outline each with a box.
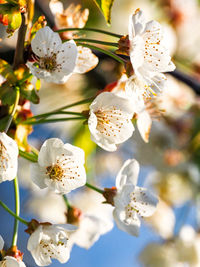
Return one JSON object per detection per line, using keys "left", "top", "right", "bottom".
{"left": 113, "top": 208, "right": 140, "bottom": 236}
{"left": 116, "top": 159, "right": 140, "bottom": 189}
{"left": 74, "top": 46, "right": 98, "bottom": 74}
{"left": 137, "top": 110, "right": 152, "bottom": 143}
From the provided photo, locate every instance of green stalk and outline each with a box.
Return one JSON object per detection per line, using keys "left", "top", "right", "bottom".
{"left": 63, "top": 195, "right": 72, "bottom": 209}
{"left": 77, "top": 42, "right": 126, "bottom": 64}
{"left": 23, "top": 116, "right": 86, "bottom": 125}
{"left": 22, "top": 97, "right": 94, "bottom": 123}
{"left": 19, "top": 149, "right": 38, "bottom": 162}
{"left": 85, "top": 182, "right": 104, "bottom": 194}
{"left": 72, "top": 38, "right": 118, "bottom": 47}
{"left": 56, "top": 27, "right": 122, "bottom": 38}
{"left": 12, "top": 177, "right": 20, "bottom": 246}
{"left": 0, "top": 200, "right": 28, "bottom": 225}
{"left": 26, "top": 111, "right": 85, "bottom": 121}
{"left": 4, "top": 87, "right": 20, "bottom": 133}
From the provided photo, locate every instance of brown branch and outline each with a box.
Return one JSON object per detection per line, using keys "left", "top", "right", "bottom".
{"left": 13, "top": 13, "right": 27, "bottom": 69}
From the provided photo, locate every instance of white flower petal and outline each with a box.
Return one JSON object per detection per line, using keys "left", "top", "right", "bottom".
{"left": 114, "top": 184, "right": 134, "bottom": 209}
{"left": 137, "top": 110, "right": 152, "bottom": 143}
{"left": 129, "top": 9, "right": 146, "bottom": 39}
{"left": 74, "top": 46, "right": 98, "bottom": 74}
{"left": 0, "top": 132, "right": 18, "bottom": 183}
{"left": 130, "top": 186, "right": 158, "bottom": 217}
{"left": 71, "top": 214, "right": 111, "bottom": 249}
{"left": 142, "top": 72, "right": 167, "bottom": 95}
{"left": 63, "top": 143, "right": 85, "bottom": 164}
{"left": 3, "top": 256, "right": 26, "bottom": 267}
{"left": 116, "top": 159, "right": 140, "bottom": 190}
{"left": 125, "top": 76, "right": 146, "bottom": 112}
{"left": 90, "top": 92, "right": 134, "bottom": 114}
{"left": 38, "top": 138, "right": 64, "bottom": 167}
{"left": 31, "top": 26, "right": 62, "bottom": 58}
{"left": 27, "top": 225, "right": 43, "bottom": 251}
{"left": 113, "top": 208, "right": 140, "bottom": 236}
{"left": 30, "top": 164, "right": 47, "bottom": 189}
{"left": 0, "top": 235, "right": 4, "bottom": 250}
{"left": 56, "top": 40, "right": 77, "bottom": 75}
{"left": 27, "top": 62, "right": 72, "bottom": 84}
{"left": 49, "top": 0, "right": 64, "bottom": 16}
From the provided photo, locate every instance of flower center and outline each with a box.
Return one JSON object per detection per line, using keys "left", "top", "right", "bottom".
{"left": 39, "top": 54, "right": 57, "bottom": 71}
{"left": 40, "top": 239, "right": 66, "bottom": 259}
{"left": 46, "top": 164, "right": 63, "bottom": 181}
{"left": 95, "top": 107, "right": 128, "bottom": 138}
{"left": 125, "top": 203, "right": 138, "bottom": 219}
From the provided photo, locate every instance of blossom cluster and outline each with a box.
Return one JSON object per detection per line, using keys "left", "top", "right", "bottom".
{"left": 0, "top": 1, "right": 181, "bottom": 266}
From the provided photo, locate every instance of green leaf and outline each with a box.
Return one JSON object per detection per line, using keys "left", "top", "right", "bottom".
{"left": 20, "top": 83, "right": 40, "bottom": 104}
{"left": 93, "top": 0, "right": 115, "bottom": 25}
{"left": 0, "top": 115, "right": 10, "bottom": 131}
{"left": 0, "top": 82, "right": 16, "bottom": 105}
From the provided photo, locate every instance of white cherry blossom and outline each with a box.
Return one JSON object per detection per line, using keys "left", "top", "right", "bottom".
{"left": 88, "top": 92, "right": 135, "bottom": 152}
{"left": 27, "top": 224, "right": 76, "bottom": 266}
{"left": 27, "top": 26, "right": 78, "bottom": 84}
{"left": 0, "top": 132, "right": 18, "bottom": 183}
{"left": 28, "top": 26, "right": 98, "bottom": 83}
{"left": 128, "top": 9, "right": 175, "bottom": 96}
{"left": 31, "top": 138, "right": 86, "bottom": 194}
{"left": 113, "top": 159, "right": 158, "bottom": 236}
{"left": 129, "top": 8, "right": 175, "bottom": 75}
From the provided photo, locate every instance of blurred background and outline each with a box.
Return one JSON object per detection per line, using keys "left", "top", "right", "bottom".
{"left": 1, "top": 0, "right": 200, "bottom": 266}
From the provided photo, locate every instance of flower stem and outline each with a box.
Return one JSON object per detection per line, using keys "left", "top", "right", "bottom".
{"left": 77, "top": 42, "right": 126, "bottom": 64}
{"left": 19, "top": 149, "right": 38, "bottom": 162}
{"left": 22, "top": 97, "right": 94, "bottom": 124}
{"left": 56, "top": 27, "right": 122, "bottom": 38}
{"left": 11, "top": 177, "right": 20, "bottom": 246}
{"left": 26, "top": 111, "right": 85, "bottom": 121}
{"left": 73, "top": 38, "right": 118, "bottom": 47}
{"left": 0, "top": 200, "right": 28, "bottom": 225}
{"left": 4, "top": 87, "right": 20, "bottom": 133}
{"left": 85, "top": 182, "right": 104, "bottom": 194}
{"left": 23, "top": 116, "right": 86, "bottom": 125}
{"left": 63, "top": 195, "right": 72, "bottom": 209}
